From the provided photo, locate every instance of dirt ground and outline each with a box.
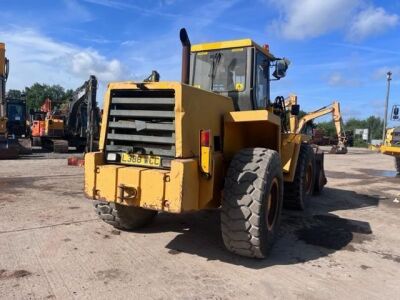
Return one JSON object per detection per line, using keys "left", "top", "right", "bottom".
{"left": 0, "top": 148, "right": 399, "bottom": 300}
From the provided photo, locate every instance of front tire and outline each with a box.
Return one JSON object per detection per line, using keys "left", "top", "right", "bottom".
{"left": 221, "top": 148, "right": 283, "bottom": 258}
{"left": 94, "top": 201, "right": 157, "bottom": 230}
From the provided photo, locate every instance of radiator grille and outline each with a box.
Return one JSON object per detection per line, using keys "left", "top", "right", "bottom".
{"left": 105, "top": 89, "right": 175, "bottom": 158}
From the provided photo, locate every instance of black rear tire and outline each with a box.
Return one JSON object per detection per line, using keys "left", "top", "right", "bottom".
{"left": 396, "top": 157, "right": 400, "bottom": 174}
{"left": 312, "top": 146, "right": 327, "bottom": 195}
{"left": 94, "top": 201, "right": 157, "bottom": 230}
{"left": 284, "top": 144, "right": 315, "bottom": 210}
{"left": 221, "top": 148, "right": 283, "bottom": 258}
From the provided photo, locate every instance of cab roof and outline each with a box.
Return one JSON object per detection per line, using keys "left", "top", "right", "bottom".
{"left": 191, "top": 39, "right": 276, "bottom": 60}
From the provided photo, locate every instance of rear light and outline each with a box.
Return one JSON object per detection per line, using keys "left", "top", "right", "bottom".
{"left": 200, "top": 129, "right": 212, "bottom": 177}
{"left": 200, "top": 130, "right": 210, "bottom": 147}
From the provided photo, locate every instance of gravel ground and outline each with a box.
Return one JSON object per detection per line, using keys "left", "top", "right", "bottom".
{"left": 0, "top": 147, "right": 399, "bottom": 299}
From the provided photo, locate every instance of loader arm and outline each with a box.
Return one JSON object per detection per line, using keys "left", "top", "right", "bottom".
{"left": 284, "top": 94, "right": 298, "bottom": 132}
{"left": 297, "top": 101, "right": 347, "bottom": 153}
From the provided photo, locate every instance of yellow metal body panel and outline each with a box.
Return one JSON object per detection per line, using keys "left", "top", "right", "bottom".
{"left": 380, "top": 145, "right": 400, "bottom": 156}
{"left": 281, "top": 133, "right": 303, "bottom": 181}
{"left": 192, "top": 39, "right": 253, "bottom": 52}
{"left": 191, "top": 38, "right": 275, "bottom": 59}
{"left": 224, "top": 110, "right": 281, "bottom": 161}
{"left": 85, "top": 152, "right": 202, "bottom": 213}
{"left": 200, "top": 146, "right": 211, "bottom": 174}
{"left": 177, "top": 84, "right": 235, "bottom": 157}
{"left": 84, "top": 151, "right": 105, "bottom": 198}
{"left": 381, "top": 128, "right": 400, "bottom": 156}
{"left": 199, "top": 152, "right": 224, "bottom": 209}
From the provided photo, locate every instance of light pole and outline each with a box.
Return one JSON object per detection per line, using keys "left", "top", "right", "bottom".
{"left": 382, "top": 71, "right": 392, "bottom": 142}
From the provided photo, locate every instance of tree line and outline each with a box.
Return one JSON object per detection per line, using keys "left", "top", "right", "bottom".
{"left": 7, "top": 83, "right": 74, "bottom": 110}
{"left": 8, "top": 84, "right": 384, "bottom": 147}
{"left": 316, "top": 116, "right": 384, "bottom": 146}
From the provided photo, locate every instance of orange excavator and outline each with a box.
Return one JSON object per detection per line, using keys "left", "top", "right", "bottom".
{"left": 31, "top": 98, "right": 68, "bottom": 152}
{"left": 31, "top": 76, "right": 100, "bottom": 153}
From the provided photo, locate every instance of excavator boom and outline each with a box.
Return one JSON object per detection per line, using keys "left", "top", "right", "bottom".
{"left": 298, "top": 101, "right": 347, "bottom": 154}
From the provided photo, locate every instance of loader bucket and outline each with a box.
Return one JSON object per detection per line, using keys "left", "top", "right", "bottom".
{"left": 329, "top": 145, "right": 348, "bottom": 154}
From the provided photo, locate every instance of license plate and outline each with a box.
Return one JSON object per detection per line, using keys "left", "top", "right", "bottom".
{"left": 120, "top": 153, "right": 161, "bottom": 167}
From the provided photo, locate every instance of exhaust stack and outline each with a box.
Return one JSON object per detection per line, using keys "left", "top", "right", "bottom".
{"left": 179, "top": 28, "right": 191, "bottom": 85}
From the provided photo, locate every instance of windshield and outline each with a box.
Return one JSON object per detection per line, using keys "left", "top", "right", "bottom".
{"left": 192, "top": 48, "right": 247, "bottom": 93}
{"left": 7, "top": 104, "right": 25, "bottom": 122}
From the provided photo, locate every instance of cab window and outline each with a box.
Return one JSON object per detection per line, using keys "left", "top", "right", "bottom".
{"left": 254, "top": 51, "right": 270, "bottom": 109}
{"left": 192, "top": 48, "right": 247, "bottom": 93}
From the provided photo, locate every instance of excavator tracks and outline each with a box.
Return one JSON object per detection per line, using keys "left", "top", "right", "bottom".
{"left": 52, "top": 140, "right": 69, "bottom": 153}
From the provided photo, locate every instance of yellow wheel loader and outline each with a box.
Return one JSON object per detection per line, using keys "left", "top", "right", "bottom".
{"left": 380, "top": 126, "right": 400, "bottom": 174}
{"left": 85, "top": 29, "right": 327, "bottom": 258}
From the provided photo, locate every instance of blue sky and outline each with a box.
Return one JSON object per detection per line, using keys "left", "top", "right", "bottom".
{"left": 1, "top": 0, "right": 399, "bottom": 125}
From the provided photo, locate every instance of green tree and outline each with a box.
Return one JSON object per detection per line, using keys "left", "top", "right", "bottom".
{"left": 315, "top": 121, "right": 336, "bottom": 137}
{"left": 365, "top": 116, "right": 383, "bottom": 140}
{"left": 315, "top": 115, "right": 383, "bottom": 147}
{"left": 6, "top": 89, "right": 23, "bottom": 99}
{"left": 24, "top": 83, "right": 72, "bottom": 110}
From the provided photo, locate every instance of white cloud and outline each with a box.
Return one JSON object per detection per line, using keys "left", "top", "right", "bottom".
{"left": 71, "top": 51, "right": 122, "bottom": 81}
{"left": 269, "top": 0, "right": 399, "bottom": 41}
{"left": 327, "top": 72, "right": 360, "bottom": 87}
{"left": 1, "top": 28, "right": 124, "bottom": 104}
{"left": 347, "top": 7, "right": 399, "bottom": 41}
{"left": 269, "top": 0, "right": 360, "bottom": 40}
{"left": 63, "top": 0, "right": 93, "bottom": 22}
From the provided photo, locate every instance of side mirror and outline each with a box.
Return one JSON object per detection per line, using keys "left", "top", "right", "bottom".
{"left": 391, "top": 105, "right": 399, "bottom": 120}
{"left": 273, "top": 58, "right": 290, "bottom": 80}
{"left": 291, "top": 104, "right": 300, "bottom": 116}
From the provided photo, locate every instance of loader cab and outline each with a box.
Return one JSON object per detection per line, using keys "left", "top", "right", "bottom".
{"left": 6, "top": 98, "right": 28, "bottom": 137}
{"left": 190, "top": 39, "right": 287, "bottom": 111}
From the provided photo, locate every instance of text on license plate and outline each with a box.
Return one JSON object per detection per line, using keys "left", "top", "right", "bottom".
{"left": 121, "top": 153, "right": 161, "bottom": 167}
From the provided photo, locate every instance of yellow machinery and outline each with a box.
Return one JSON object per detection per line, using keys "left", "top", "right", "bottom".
{"left": 380, "top": 127, "right": 400, "bottom": 173}
{"left": 0, "top": 43, "right": 32, "bottom": 159}
{"left": 0, "top": 42, "right": 19, "bottom": 159}
{"left": 297, "top": 101, "right": 347, "bottom": 154}
{"left": 85, "top": 29, "right": 327, "bottom": 258}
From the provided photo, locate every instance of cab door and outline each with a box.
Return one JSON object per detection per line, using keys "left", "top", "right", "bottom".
{"left": 253, "top": 50, "right": 270, "bottom": 109}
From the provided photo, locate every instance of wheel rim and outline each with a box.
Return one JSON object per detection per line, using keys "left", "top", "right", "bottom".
{"left": 266, "top": 178, "right": 279, "bottom": 231}
{"left": 305, "top": 162, "right": 313, "bottom": 194}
